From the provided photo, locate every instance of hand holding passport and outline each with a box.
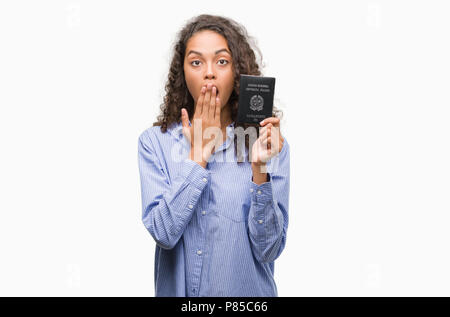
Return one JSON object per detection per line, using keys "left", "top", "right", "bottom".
{"left": 236, "top": 74, "right": 284, "bottom": 167}
{"left": 237, "top": 74, "right": 276, "bottom": 125}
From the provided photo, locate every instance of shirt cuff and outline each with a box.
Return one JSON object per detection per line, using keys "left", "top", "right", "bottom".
{"left": 250, "top": 173, "right": 273, "bottom": 205}
{"left": 178, "top": 158, "right": 210, "bottom": 190}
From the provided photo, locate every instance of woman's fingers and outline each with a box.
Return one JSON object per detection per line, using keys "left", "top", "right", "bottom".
{"left": 259, "top": 137, "right": 271, "bottom": 157}
{"left": 254, "top": 119, "right": 284, "bottom": 163}
{"left": 215, "top": 92, "right": 221, "bottom": 122}
{"left": 194, "top": 83, "right": 221, "bottom": 124}
{"left": 210, "top": 86, "right": 217, "bottom": 120}
{"left": 194, "top": 86, "right": 206, "bottom": 118}
{"left": 180, "top": 108, "right": 191, "bottom": 141}
{"left": 259, "top": 125, "right": 267, "bottom": 136}
{"left": 259, "top": 123, "right": 273, "bottom": 135}
{"left": 259, "top": 123, "right": 272, "bottom": 140}
{"left": 260, "top": 123, "right": 280, "bottom": 154}
{"left": 260, "top": 129, "right": 271, "bottom": 144}
{"left": 203, "top": 84, "right": 212, "bottom": 118}
{"left": 260, "top": 117, "right": 280, "bottom": 127}
{"left": 259, "top": 124, "right": 269, "bottom": 137}
{"left": 260, "top": 127, "right": 269, "bottom": 140}
{"left": 181, "top": 108, "right": 188, "bottom": 127}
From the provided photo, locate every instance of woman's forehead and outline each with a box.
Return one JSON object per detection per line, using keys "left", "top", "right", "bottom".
{"left": 186, "top": 30, "right": 230, "bottom": 53}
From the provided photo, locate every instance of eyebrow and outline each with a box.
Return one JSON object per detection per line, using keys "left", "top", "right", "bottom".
{"left": 187, "top": 48, "right": 231, "bottom": 57}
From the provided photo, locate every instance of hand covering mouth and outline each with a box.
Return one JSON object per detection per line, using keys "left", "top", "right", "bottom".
{"left": 213, "top": 86, "right": 219, "bottom": 97}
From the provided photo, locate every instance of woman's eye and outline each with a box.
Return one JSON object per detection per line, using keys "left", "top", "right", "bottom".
{"left": 190, "top": 59, "right": 229, "bottom": 66}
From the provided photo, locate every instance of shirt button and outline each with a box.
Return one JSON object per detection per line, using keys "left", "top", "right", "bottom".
{"left": 197, "top": 250, "right": 202, "bottom": 255}
{"left": 257, "top": 190, "right": 262, "bottom": 195}
{"left": 250, "top": 188, "right": 254, "bottom": 193}
{"left": 258, "top": 220, "right": 264, "bottom": 224}
{"left": 188, "top": 204, "right": 193, "bottom": 209}
{"left": 201, "top": 210, "right": 206, "bottom": 215}
{"left": 202, "top": 177, "right": 207, "bottom": 183}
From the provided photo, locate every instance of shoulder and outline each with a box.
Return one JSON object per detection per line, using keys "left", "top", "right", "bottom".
{"left": 138, "top": 125, "right": 161, "bottom": 140}
{"left": 138, "top": 122, "right": 182, "bottom": 148}
{"left": 138, "top": 126, "right": 156, "bottom": 148}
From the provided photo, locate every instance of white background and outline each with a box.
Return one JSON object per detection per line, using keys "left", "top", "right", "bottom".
{"left": 0, "top": 0, "right": 449, "bottom": 296}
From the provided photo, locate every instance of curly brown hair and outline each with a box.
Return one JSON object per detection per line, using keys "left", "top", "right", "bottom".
{"left": 153, "top": 14, "right": 282, "bottom": 163}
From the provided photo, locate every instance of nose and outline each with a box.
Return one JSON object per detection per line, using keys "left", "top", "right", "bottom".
{"left": 204, "top": 61, "right": 216, "bottom": 80}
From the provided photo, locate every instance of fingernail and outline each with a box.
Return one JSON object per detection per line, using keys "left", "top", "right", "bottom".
{"left": 260, "top": 120, "right": 265, "bottom": 124}
{"left": 201, "top": 86, "right": 206, "bottom": 93}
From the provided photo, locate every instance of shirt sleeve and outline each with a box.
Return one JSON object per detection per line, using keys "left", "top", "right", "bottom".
{"left": 138, "top": 130, "right": 209, "bottom": 250}
{"left": 247, "top": 139, "right": 290, "bottom": 263}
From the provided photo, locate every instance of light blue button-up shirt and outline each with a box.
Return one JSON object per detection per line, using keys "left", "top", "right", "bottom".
{"left": 137, "top": 120, "right": 290, "bottom": 297}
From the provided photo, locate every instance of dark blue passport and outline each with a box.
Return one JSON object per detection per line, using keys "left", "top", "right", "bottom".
{"left": 237, "top": 74, "right": 275, "bottom": 125}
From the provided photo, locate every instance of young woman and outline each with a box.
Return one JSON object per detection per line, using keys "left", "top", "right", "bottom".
{"left": 138, "top": 14, "right": 290, "bottom": 297}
